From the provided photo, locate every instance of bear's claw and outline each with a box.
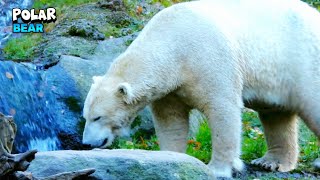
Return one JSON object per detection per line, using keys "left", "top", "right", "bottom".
{"left": 251, "top": 157, "right": 279, "bottom": 171}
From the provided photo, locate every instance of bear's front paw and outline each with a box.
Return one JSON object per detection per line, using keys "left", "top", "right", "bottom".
{"left": 251, "top": 155, "right": 295, "bottom": 172}
{"left": 251, "top": 157, "right": 279, "bottom": 171}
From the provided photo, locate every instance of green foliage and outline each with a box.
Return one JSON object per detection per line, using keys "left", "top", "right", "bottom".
{"left": 151, "top": 0, "right": 189, "bottom": 8}
{"left": 298, "top": 122, "right": 320, "bottom": 170}
{"left": 186, "top": 121, "right": 212, "bottom": 163}
{"left": 303, "top": 0, "right": 320, "bottom": 9}
{"left": 111, "top": 115, "right": 159, "bottom": 150}
{"left": 123, "top": 0, "right": 140, "bottom": 18}
{"left": 151, "top": 0, "right": 173, "bottom": 7}
{"left": 33, "top": 0, "right": 99, "bottom": 9}
{"left": 111, "top": 135, "right": 160, "bottom": 150}
{"left": 3, "top": 34, "right": 42, "bottom": 60}
{"left": 241, "top": 111, "right": 267, "bottom": 162}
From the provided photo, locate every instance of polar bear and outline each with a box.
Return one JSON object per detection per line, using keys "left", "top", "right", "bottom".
{"left": 82, "top": 0, "right": 320, "bottom": 178}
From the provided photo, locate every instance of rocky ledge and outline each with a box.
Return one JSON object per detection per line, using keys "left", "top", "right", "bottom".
{"left": 27, "top": 149, "right": 214, "bottom": 180}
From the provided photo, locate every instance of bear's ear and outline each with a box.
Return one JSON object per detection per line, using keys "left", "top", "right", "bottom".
{"left": 117, "top": 82, "right": 135, "bottom": 104}
{"left": 92, "top": 76, "right": 103, "bottom": 84}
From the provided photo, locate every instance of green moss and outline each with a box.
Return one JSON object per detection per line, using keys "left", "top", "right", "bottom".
{"left": 102, "top": 25, "right": 123, "bottom": 38}
{"left": 68, "top": 26, "right": 87, "bottom": 37}
{"left": 3, "top": 34, "right": 42, "bottom": 61}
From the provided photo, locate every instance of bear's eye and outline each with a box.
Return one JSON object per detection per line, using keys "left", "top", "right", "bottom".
{"left": 93, "top": 116, "right": 101, "bottom": 122}
{"left": 112, "top": 125, "right": 121, "bottom": 131}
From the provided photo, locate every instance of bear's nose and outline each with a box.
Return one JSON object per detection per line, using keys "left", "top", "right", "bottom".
{"left": 82, "top": 143, "right": 92, "bottom": 149}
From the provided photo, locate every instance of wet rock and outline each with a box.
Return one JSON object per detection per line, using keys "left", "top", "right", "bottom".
{"left": 27, "top": 149, "right": 214, "bottom": 180}
{"left": 189, "top": 109, "right": 206, "bottom": 137}
{"left": 68, "top": 20, "right": 105, "bottom": 40}
{"left": 313, "top": 158, "right": 320, "bottom": 171}
{"left": 97, "top": 0, "right": 125, "bottom": 11}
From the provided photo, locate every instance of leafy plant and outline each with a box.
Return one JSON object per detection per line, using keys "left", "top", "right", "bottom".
{"left": 187, "top": 121, "right": 212, "bottom": 163}
{"left": 241, "top": 111, "right": 267, "bottom": 162}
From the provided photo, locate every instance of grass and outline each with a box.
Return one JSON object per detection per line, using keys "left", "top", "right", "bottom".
{"left": 186, "top": 121, "right": 212, "bottom": 163}
{"left": 241, "top": 110, "right": 267, "bottom": 162}
{"left": 298, "top": 122, "right": 320, "bottom": 171}
{"left": 3, "top": 34, "right": 42, "bottom": 60}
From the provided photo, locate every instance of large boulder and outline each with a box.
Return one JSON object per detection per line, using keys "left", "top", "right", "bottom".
{"left": 27, "top": 149, "right": 214, "bottom": 180}
{"left": 58, "top": 36, "right": 130, "bottom": 101}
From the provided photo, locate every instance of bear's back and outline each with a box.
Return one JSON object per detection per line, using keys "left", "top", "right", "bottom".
{"left": 128, "top": 0, "right": 320, "bottom": 109}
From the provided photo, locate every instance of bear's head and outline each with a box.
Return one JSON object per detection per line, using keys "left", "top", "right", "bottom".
{"left": 82, "top": 75, "right": 140, "bottom": 148}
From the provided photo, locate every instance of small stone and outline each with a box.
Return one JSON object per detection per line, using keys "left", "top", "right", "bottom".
{"left": 313, "top": 158, "right": 320, "bottom": 171}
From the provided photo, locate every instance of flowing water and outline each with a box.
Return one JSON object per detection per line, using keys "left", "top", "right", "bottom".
{"left": 0, "top": 61, "right": 61, "bottom": 152}
{"left": 0, "top": 0, "right": 33, "bottom": 48}
{"left": 0, "top": 0, "right": 81, "bottom": 152}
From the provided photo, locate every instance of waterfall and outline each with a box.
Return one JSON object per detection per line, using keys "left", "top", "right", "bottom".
{"left": 0, "top": 0, "right": 33, "bottom": 48}
{"left": 0, "top": 0, "right": 72, "bottom": 152}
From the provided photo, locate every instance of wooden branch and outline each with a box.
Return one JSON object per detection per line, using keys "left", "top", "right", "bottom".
{"left": 40, "top": 168, "right": 96, "bottom": 180}
{"left": 0, "top": 150, "right": 37, "bottom": 176}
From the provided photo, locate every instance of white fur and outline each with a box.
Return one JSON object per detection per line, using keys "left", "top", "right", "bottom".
{"left": 83, "top": 0, "right": 320, "bottom": 178}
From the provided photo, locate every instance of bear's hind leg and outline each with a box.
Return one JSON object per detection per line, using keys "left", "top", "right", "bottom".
{"left": 150, "top": 94, "right": 191, "bottom": 153}
{"left": 299, "top": 102, "right": 320, "bottom": 138}
{"left": 251, "top": 111, "right": 298, "bottom": 172}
